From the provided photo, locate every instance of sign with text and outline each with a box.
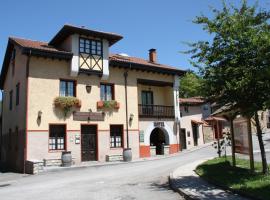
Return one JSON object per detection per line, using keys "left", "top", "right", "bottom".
{"left": 154, "top": 122, "right": 165, "bottom": 127}
{"left": 233, "top": 117, "right": 249, "bottom": 155}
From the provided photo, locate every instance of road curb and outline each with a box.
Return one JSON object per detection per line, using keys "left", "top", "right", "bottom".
{"left": 42, "top": 143, "right": 213, "bottom": 174}
{"left": 169, "top": 173, "right": 199, "bottom": 200}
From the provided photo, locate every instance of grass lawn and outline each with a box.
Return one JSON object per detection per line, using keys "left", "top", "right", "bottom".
{"left": 195, "top": 156, "right": 270, "bottom": 200}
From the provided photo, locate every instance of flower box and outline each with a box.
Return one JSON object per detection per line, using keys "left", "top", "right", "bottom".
{"left": 54, "top": 96, "right": 81, "bottom": 116}
{"left": 97, "top": 100, "right": 120, "bottom": 109}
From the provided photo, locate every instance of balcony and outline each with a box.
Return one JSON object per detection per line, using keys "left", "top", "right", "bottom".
{"left": 138, "top": 104, "right": 174, "bottom": 118}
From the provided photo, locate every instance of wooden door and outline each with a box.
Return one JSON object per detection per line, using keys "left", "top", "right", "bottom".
{"left": 81, "top": 125, "right": 97, "bottom": 161}
{"left": 180, "top": 128, "right": 187, "bottom": 150}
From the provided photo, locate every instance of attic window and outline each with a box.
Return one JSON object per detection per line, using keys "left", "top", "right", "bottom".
{"left": 79, "top": 38, "right": 102, "bottom": 56}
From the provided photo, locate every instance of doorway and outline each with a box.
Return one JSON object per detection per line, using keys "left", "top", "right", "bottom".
{"left": 150, "top": 128, "right": 168, "bottom": 155}
{"left": 81, "top": 125, "right": 97, "bottom": 161}
{"left": 192, "top": 123, "right": 198, "bottom": 146}
{"left": 180, "top": 128, "right": 187, "bottom": 150}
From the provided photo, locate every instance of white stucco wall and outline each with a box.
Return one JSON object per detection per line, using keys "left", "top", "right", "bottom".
{"left": 180, "top": 105, "right": 204, "bottom": 148}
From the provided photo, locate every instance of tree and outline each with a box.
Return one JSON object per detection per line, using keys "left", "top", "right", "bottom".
{"left": 187, "top": 0, "right": 270, "bottom": 174}
{"left": 179, "top": 71, "right": 203, "bottom": 98}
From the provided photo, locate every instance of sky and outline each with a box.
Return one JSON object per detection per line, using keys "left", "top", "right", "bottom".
{"left": 0, "top": 0, "right": 269, "bottom": 72}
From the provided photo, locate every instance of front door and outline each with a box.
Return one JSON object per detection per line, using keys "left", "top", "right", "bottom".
{"left": 81, "top": 125, "right": 97, "bottom": 161}
{"left": 180, "top": 128, "right": 187, "bottom": 150}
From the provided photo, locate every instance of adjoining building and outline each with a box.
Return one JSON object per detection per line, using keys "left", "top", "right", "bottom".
{"left": 0, "top": 25, "right": 185, "bottom": 172}
{"left": 179, "top": 97, "right": 212, "bottom": 149}
{"left": 179, "top": 97, "right": 230, "bottom": 150}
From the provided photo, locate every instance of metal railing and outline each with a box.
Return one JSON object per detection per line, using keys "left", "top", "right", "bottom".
{"left": 138, "top": 104, "right": 174, "bottom": 118}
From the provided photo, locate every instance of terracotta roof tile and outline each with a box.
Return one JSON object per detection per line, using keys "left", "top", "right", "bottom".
{"left": 10, "top": 37, "right": 72, "bottom": 55}
{"left": 179, "top": 97, "right": 205, "bottom": 105}
{"left": 7, "top": 38, "right": 184, "bottom": 75}
{"left": 110, "top": 54, "right": 184, "bottom": 72}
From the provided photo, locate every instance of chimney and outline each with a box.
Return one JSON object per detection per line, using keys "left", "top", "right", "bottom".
{"left": 149, "top": 48, "right": 157, "bottom": 63}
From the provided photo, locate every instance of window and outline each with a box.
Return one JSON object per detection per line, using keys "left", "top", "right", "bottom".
{"left": 110, "top": 125, "right": 123, "bottom": 148}
{"left": 9, "top": 90, "right": 13, "bottom": 110}
{"left": 49, "top": 125, "right": 66, "bottom": 150}
{"left": 203, "top": 105, "right": 208, "bottom": 111}
{"left": 141, "top": 91, "right": 153, "bottom": 105}
{"left": 16, "top": 83, "right": 20, "bottom": 105}
{"left": 11, "top": 49, "right": 16, "bottom": 76}
{"left": 100, "top": 83, "right": 114, "bottom": 101}
{"left": 79, "top": 38, "right": 102, "bottom": 56}
{"left": 60, "top": 80, "right": 76, "bottom": 97}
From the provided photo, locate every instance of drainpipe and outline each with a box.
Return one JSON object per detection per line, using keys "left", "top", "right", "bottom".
{"left": 124, "top": 71, "right": 129, "bottom": 148}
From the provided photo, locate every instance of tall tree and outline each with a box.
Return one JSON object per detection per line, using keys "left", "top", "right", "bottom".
{"left": 187, "top": 0, "right": 270, "bottom": 174}
{"left": 179, "top": 71, "right": 203, "bottom": 98}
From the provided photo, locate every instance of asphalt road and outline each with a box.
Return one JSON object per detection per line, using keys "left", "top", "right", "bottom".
{"left": 0, "top": 146, "right": 216, "bottom": 200}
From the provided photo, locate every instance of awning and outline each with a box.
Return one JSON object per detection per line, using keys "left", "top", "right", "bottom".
{"left": 191, "top": 119, "right": 204, "bottom": 125}
{"left": 204, "top": 116, "right": 227, "bottom": 122}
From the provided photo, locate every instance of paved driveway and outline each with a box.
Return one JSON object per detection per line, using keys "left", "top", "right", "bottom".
{"left": 0, "top": 146, "right": 216, "bottom": 200}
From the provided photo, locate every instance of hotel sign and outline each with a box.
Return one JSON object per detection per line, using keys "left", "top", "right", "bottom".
{"left": 154, "top": 122, "right": 165, "bottom": 127}
{"left": 73, "top": 111, "right": 104, "bottom": 121}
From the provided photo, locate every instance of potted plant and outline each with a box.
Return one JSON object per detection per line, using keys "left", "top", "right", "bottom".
{"left": 54, "top": 96, "right": 81, "bottom": 117}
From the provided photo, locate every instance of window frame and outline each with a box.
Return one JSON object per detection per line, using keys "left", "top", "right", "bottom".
{"left": 110, "top": 125, "right": 124, "bottom": 148}
{"left": 100, "top": 83, "right": 115, "bottom": 101}
{"left": 79, "top": 37, "right": 103, "bottom": 56}
{"left": 141, "top": 90, "right": 154, "bottom": 105}
{"left": 48, "top": 124, "right": 66, "bottom": 151}
{"left": 59, "top": 79, "right": 76, "bottom": 97}
{"left": 9, "top": 90, "right": 13, "bottom": 110}
{"left": 16, "top": 82, "right": 20, "bottom": 106}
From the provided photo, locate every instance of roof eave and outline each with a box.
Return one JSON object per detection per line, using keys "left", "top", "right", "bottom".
{"left": 109, "top": 60, "right": 185, "bottom": 76}
{"left": 21, "top": 48, "right": 73, "bottom": 60}
{"left": 49, "top": 25, "right": 123, "bottom": 47}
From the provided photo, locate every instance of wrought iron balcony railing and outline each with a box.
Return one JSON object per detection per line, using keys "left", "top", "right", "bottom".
{"left": 138, "top": 104, "right": 174, "bottom": 118}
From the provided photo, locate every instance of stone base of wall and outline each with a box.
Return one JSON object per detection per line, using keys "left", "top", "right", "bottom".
{"left": 106, "top": 155, "right": 123, "bottom": 162}
{"left": 25, "top": 160, "right": 44, "bottom": 174}
{"left": 150, "top": 146, "right": 156, "bottom": 156}
{"left": 43, "top": 159, "right": 62, "bottom": 167}
{"left": 162, "top": 145, "right": 170, "bottom": 155}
